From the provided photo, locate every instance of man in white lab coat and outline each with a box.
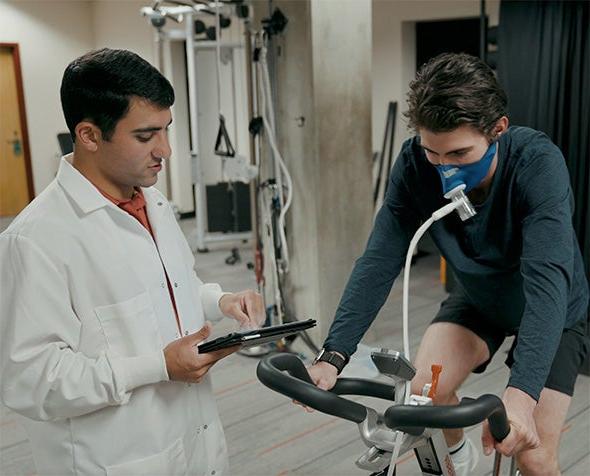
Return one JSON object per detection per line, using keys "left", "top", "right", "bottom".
{"left": 0, "top": 48, "right": 264, "bottom": 475}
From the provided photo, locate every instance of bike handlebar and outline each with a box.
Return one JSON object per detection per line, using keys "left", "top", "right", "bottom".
{"left": 256, "top": 353, "right": 396, "bottom": 423}
{"left": 256, "top": 353, "right": 510, "bottom": 442}
{"left": 384, "top": 394, "right": 510, "bottom": 442}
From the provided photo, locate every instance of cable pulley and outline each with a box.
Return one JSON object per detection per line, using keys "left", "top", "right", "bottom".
{"left": 214, "top": 114, "right": 236, "bottom": 157}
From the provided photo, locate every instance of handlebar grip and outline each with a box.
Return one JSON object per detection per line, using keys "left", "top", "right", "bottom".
{"left": 484, "top": 399, "right": 510, "bottom": 442}
{"left": 460, "top": 396, "right": 510, "bottom": 442}
{"left": 256, "top": 353, "right": 369, "bottom": 423}
{"left": 332, "top": 378, "right": 396, "bottom": 401}
{"left": 384, "top": 394, "right": 510, "bottom": 441}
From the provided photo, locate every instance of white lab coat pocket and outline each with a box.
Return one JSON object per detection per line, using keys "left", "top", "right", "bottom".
{"left": 106, "top": 437, "right": 188, "bottom": 476}
{"left": 95, "top": 292, "right": 163, "bottom": 357}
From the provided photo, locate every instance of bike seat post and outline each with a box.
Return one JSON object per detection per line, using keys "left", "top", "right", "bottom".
{"left": 493, "top": 450, "right": 520, "bottom": 476}
{"left": 493, "top": 451, "right": 502, "bottom": 476}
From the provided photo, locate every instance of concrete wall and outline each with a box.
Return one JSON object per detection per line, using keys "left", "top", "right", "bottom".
{"left": 266, "top": 0, "right": 322, "bottom": 339}
{"left": 310, "top": 0, "right": 374, "bottom": 339}
{"left": 265, "top": 0, "right": 373, "bottom": 341}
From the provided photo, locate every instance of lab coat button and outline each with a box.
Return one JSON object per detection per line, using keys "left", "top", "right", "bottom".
{"left": 174, "top": 282, "right": 179, "bottom": 288}
{"left": 161, "top": 282, "right": 165, "bottom": 288}
{"left": 203, "top": 424, "right": 208, "bottom": 430}
{"left": 157, "top": 201, "right": 163, "bottom": 206}
{"left": 211, "top": 471, "right": 216, "bottom": 475}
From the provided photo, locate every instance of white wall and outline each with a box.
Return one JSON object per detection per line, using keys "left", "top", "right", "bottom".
{"left": 0, "top": 0, "right": 94, "bottom": 195}
{"left": 91, "top": 0, "right": 153, "bottom": 60}
{"left": 372, "top": 0, "right": 500, "bottom": 158}
{"left": 0, "top": 0, "right": 168, "bottom": 198}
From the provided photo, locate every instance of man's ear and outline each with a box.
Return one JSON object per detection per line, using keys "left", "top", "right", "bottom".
{"left": 74, "top": 121, "right": 102, "bottom": 152}
{"left": 494, "top": 116, "right": 509, "bottom": 137}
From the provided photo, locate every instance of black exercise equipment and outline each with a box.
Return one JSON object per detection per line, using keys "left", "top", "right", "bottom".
{"left": 214, "top": 114, "right": 236, "bottom": 157}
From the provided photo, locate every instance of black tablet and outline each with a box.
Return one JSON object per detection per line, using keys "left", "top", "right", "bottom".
{"left": 197, "top": 319, "right": 316, "bottom": 353}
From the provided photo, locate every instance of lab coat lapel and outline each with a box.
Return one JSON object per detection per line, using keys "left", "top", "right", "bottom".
{"left": 57, "top": 155, "right": 162, "bottom": 291}
{"left": 57, "top": 155, "right": 116, "bottom": 214}
{"left": 143, "top": 189, "right": 202, "bottom": 334}
{"left": 143, "top": 188, "right": 184, "bottom": 290}
{"left": 143, "top": 188, "right": 170, "bottom": 249}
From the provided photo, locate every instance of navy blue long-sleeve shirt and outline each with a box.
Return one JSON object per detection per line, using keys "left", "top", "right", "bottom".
{"left": 324, "top": 126, "right": 588, "bottom": 401}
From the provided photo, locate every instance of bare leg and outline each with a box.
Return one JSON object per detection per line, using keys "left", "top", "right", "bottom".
{"left": 515, "top": 388, "right": 571, "bottom": 476}
{"left": 412, "top": 322, "right": 490, "bottom": 446}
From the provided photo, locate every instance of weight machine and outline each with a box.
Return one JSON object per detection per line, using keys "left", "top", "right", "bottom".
{"left": 141, "top": 0, "right": 254, "bottom": 252}
{"left": 141, "top": 1, "right": 317, "bottom": 354}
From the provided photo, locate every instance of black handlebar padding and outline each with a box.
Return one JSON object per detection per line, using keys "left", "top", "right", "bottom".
{"left": 256, "top": 354, "right": 509, "bottom": 442}
{"left": 332, "top": 378, "right": 396, "bottom": 401}
{"left": 384, "top": 395, "right": 510, "bottom": 442}
{"left": 257, "top": 353, "right": 392, "bottom": 424}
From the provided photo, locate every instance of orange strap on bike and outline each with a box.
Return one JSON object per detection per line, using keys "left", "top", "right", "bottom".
{"left": 427, "top": 364, "right": 443, "bottom": 399}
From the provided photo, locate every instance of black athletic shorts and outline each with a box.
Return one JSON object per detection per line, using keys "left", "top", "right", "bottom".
{"left": 431, "top": 292, "right": 589, "bottom": 397}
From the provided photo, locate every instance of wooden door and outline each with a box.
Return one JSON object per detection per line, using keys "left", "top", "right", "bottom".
{"left": 0, "top": 44, "right": 33, "bottom": 216}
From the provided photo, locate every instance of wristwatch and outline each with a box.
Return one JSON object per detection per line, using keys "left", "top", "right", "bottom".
{"left": 313, "top": 348, "right": 347, "bottom": 375}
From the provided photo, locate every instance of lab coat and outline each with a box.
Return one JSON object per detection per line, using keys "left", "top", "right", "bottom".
{"left": 0, "top": 156, "right": 229, "bottom": 475}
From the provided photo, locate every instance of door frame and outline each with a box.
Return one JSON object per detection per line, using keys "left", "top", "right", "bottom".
{"left": 1, "top": 42, "right": 34, "bottom": 200}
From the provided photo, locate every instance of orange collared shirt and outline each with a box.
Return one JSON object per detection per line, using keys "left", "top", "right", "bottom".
{"left": 99, "top": 188, "right": 153, "bottom": 234}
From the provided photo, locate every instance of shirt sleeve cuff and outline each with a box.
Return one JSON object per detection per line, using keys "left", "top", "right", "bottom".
{"left": 200, "top": 283, "right": 228, "bottom": 322}
{"left": 506, "top": 380, "right": 541, "bottom": 403}
{"left": 110, "top": 350, "right": 169, "bottom": 395}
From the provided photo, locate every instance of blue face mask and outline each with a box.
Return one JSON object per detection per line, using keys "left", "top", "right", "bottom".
{"left": 434, "top": 141, "right": 497, "bottom": 196}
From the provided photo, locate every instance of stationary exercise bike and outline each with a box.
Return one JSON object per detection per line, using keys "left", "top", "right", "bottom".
{"left": 257, "top": 350, "right": 515, "bottom": 475}
{"left": 256, "top": 186, "right": 519, "bottom": 475}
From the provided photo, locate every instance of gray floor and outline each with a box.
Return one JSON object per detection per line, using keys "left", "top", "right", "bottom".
{"left": 1, "top": 218, "right": 589, "bottom": 475}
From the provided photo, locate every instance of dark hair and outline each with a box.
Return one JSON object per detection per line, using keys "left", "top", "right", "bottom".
{"left": 60, "top": 48, "right": 174, "bottom": 141}
{"left": 404, "top": 53, "right": 507, "bottom": 138}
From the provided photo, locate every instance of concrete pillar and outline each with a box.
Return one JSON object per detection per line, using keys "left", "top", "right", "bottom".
{"left": 255, "top": 0, "right": 373, "bottom": 344}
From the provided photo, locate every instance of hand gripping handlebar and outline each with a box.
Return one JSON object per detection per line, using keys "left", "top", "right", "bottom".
{"left": 256, "top": 353, "right": 396, "bottom": 423}
{"left": 384, "top": 394, "right": 510, "bottom": 441}
{"left": 256, "top": 353, "right": 510, "bottom": 442}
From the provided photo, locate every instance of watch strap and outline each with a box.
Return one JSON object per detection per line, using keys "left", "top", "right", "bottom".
{"left": 316, "top": 349, "right": 347, "bottom": 374}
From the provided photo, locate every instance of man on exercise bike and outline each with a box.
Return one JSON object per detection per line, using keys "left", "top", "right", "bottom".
{"left": 307, "top": 53, "right": 589, "bottom": 476}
